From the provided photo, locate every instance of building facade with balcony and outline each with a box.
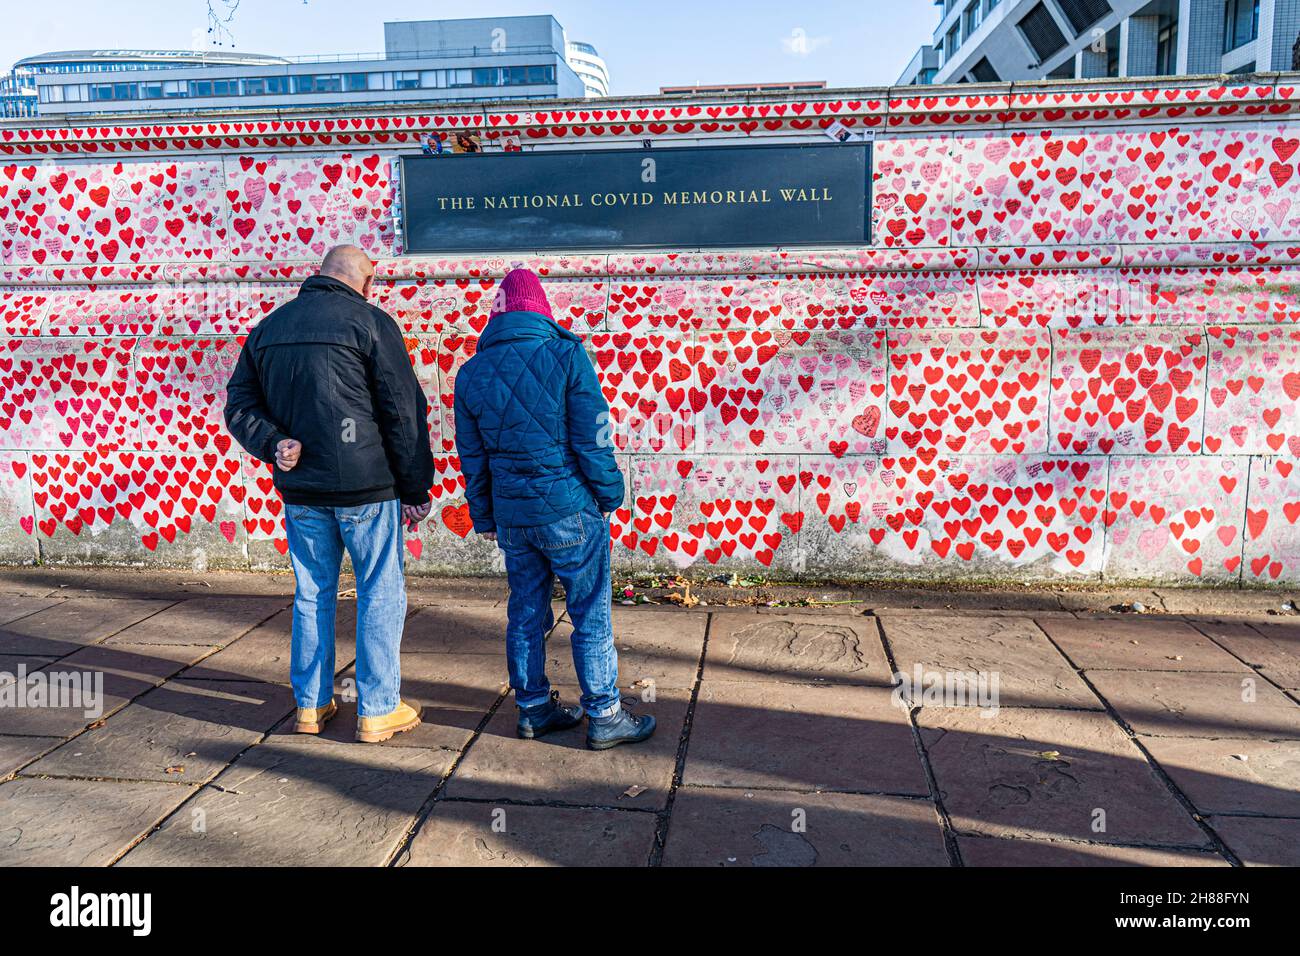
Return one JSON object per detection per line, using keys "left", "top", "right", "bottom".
{"left": 16, "top": 15, "right": 605, "bottom": 117}
{"left": 898, "top": 0, "right": 1297, "bottom": 84}
{"left": 566, "top": 41, "right": 610, "bottom": 96}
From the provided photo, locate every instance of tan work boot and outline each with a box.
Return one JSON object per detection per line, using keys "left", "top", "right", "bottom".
{"left": 294, "top": 699, "right": 338, "bottom": 734}
{"left": 356, "top": 699, "right": 423, "bottom": 743}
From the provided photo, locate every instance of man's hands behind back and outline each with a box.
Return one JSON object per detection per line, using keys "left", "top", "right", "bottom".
{"left": 275, "top": 439, "right": 302, "bottom": 472}
{"left": 402, "top": 500, "right": 431, "bottom": 531}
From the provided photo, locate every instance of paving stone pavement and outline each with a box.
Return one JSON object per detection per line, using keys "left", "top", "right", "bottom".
{"left": 0, "top": 570, "right": 1297, "bottom": 867}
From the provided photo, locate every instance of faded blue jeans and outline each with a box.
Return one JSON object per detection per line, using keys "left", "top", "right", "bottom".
{"left": 284, "top": 499, "right": 406, "bottom": 717}
{"left": 498, "top": 504, "right": 620, "bottom": 718}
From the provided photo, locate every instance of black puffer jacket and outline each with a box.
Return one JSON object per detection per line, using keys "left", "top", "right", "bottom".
{"left": 224, "top": 275, "right": 433, "bottom": 507}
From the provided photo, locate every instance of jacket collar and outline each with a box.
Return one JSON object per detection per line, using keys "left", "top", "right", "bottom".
{"left": 300, "top": 274, "right": 365, "bottom": 302}
{"left": 477, "top": 310, "right": 579, "bottom": 351}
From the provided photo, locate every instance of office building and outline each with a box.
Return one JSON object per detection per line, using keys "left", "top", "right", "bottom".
{"left": 16, "top": 15, "right": 608, "bottom": 117}
{"left": 898, "top": 0, "right": 1296, "bottom": 84}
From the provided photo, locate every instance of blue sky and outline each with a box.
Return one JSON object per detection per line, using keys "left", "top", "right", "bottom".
{"left": 2, "top": 0, "right": 936, "bottom": 94}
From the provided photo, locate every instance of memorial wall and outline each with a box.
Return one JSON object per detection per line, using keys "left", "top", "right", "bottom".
{"left": 2, "top": 79, "right": 1300, "bottom": 584}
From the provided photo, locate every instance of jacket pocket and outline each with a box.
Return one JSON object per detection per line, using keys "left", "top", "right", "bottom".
{"left": 526, "top": 510, "right": 588, "bottom": 552}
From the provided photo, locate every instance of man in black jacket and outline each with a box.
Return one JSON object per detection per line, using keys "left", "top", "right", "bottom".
{"left": 225, "top": 245, "right": 433, "bottom": 743}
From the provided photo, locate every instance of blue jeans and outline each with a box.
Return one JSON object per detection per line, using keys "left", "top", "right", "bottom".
{"left": 498, "top": 505, "right": 620, "bottom": 718}
{"left": 284, "top": 499, "right": 406, "bottom": 717}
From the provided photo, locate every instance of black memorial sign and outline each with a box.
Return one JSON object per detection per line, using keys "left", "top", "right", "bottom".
{"left": 400, "top": 142, "right": 871, "bottom": 252}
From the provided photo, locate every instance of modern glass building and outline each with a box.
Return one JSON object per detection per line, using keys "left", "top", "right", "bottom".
{"left": 898, "top": 0, "right": 1292, "bottom": 85}
{"left": 0, "top": 67, "right": 37, "bottom": 118}
{"left": 15, "top": 15, "right": 608, "bottom": 117}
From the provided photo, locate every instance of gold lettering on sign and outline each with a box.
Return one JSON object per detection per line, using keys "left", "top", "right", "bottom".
{"left": 778, "top": 187, "right": 833, "bottom": 202}
{"left": 434, "top": 185, "right": 833, "bottom": 211}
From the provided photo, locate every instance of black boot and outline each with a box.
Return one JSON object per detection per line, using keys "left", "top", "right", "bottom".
{"left": 587, "top": 706, "right": 656, "bottom": 751}
{"left": 516, "top": 690, "right": 583, "bottom": 739}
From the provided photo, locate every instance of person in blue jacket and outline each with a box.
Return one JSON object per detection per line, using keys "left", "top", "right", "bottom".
{"left": 454, "top": 268, "right": 655, "bottom": 750}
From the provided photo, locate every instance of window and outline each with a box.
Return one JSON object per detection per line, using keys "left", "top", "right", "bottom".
{"left": 945, "top": 25, "right": 960, "bottom": 57}
{"left": 241, "top": 77, "right": 265, "bottom": 96}
{"left": 1055, "top": 0, "right": 1111, "bottom": 35}
{"left": 90, "top": 83, "right": 114, "bottom": 101}
{"left": 394, "top": 70, "right": 420, "bottom": 90}
{"left": 141, "top": 82, "right": 163, "bottom": 99}
{"left": 969, "top": 57, "right": 999, "bottom": 82}
{"left": 163, "top": 80, "right": 186, "bottom": 98}
{"left": 1156, "top": 20, "right": 1177, "bottom": 74}
{"left": 189, "top": 80, "right": 213, "bottom": 97}
{"left": 345, "top": 73, "right": 368, "bottom": 92}
{"left": 293, "top": 74, "right": 343, "bottom": 93}
{"left": 473, "top": 67, "right": 500, "bottom": 86}
{"left": 964, "top": 3, "right": 981, "bottom": 38}
{"left": 1018, "top": 3, "right": 1068, "bottom": 60}
{"left": 212, "top": 79, "right": 237, "bottom": 96}
{"left": 367, "top": 73, "right": 386, "bottom": 91}
{"left": 1223, "top": 0, "right": 1260, "bottom": 52}
{"left": 265, "top": 76, "right": 290, "bottom": 95}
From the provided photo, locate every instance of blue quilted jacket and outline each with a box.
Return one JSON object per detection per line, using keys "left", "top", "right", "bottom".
{"left": 453, "top": 311, "right": 625, "bottom": 532}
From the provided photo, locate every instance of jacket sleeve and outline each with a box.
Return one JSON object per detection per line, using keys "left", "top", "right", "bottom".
{"left": 453, "top": 381, "right": 495, "bottom": 534}
{"left": 367, "top": 314, "right": 434, "bottom": 507}
{"left": 224, "top": 330, "right": 289, "bottom": 464}
{"left": 565, "top": 343, "right": 625, "bottom": 514}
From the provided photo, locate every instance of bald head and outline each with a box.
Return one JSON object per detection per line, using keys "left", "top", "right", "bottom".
{"left": 319, "top": 245, "right": 375, "bottom": 297}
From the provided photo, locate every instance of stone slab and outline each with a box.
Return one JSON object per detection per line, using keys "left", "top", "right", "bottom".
{"left": 1086, "top": 669, "right": 1300, "bottom": 739}
{"left": 0, "top": 597, "right": 176, "bottom": 656}
{"left": 406, "top": 578, "right": 507, "bottom": 607}
{"left": 662, "top": 788, "right": 949, "bottom": 867}
{"left": 27, "top": 679, "right": 294, "bottom": 784}
{"left": 1209, "top": 816, "right": 1300, "bottom": 867}
{"left": 704, "top": 613, "right": 890, "bottom": 686}
{"left": 404, "top": 803, "right": 656, "bottom": 867}
{"left": 103, "top": 595, "right": 289, "bottom": 646}
{"left": 1140, "top": 736, "right": 1300, "bottom": 817}
{"left": 880, "top": 613, "right": 1099, "bottom": 709}
{"left": 958, "top": 835, "right": 1226, "bottom": 867}
{"left": 400, "top": 604, "right": 509, "bottom": 654}
{"left": 547, "top": 608, "right": 706, "bottom": 691}
{"left": 1038, "top": 617, "right": 1250, "bottom": 672}
{"left": 0, "top": 654, "right": 57, "bottom": 681}
{"left": 0, "top": 643, "right": 212, "bottom": 738}
{"left": 0, "top": 596, "right": 65, "bottom": 627}
{"left": 183, "top": 604, "right": 357, "bottom": 684}
{"left": 119, "top": 738, "right": 451, "bottom": 867}
{"left": 1194, "top": 620, "right": 1300, "bottom": 690}
{"left": 444, "top": 691, "right": 688, "bottom": 810}
{"left": 0, "top": 735, "right": 61, "bottom": 779}
{"left": 378, "top": 651, "right": 509, "bottom": 713}
{"left": 0, "top": 776, "right": 195, "bottom": 866}
{"left": 919, "top": 707, "right": 1208, "bottom": 847}
{"left": 685, "top": 681, "right": 927, "bottom": 795}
